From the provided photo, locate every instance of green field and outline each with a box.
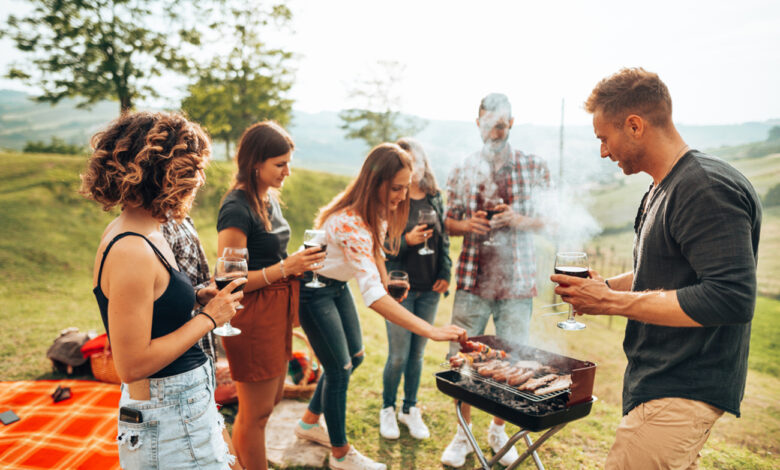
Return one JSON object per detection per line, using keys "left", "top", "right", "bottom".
{"left": 1, "top": 152, "right": 778, "bottom": 469}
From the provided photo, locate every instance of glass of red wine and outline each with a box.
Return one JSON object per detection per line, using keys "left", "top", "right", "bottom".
{"left": 417, "top": 208, "right": 436, "bottom": 256}
{"left": 213, "top": 256, "right": 248, "bottom": 337}
{"left": 304, "top": 229, "right": 327, "bottom": 288}
{"left": 555, "top": 251, "right": 589, "bottom": 331}
{"left": 222, "top": 247, "right": 248, "bottom": 261}
{"left": 388, "top": 270, "right": 410, "bottom": 302}
{"left": 482, "top": 196, "right": 504, "bottom": 246}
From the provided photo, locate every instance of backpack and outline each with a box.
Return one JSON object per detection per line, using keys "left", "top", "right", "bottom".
{"left": 46, "top": 327, "right": 94, "bottom": 375}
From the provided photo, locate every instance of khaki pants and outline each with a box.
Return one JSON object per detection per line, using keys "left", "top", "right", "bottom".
{"left": 606, "top": 397, "right": 724, "bottom": 470}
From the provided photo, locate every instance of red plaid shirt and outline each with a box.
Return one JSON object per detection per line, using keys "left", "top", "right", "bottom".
{"left": 446, "top": 146, "right": 550, "bottom": 299}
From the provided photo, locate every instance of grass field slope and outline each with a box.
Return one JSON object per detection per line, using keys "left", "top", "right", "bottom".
{"left": 0, "top": 151, "right": 777, "bottom": 469}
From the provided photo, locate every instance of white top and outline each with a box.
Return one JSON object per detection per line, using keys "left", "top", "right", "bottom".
{"left": 318, "top": 209, "right": 388, "bottom": 306}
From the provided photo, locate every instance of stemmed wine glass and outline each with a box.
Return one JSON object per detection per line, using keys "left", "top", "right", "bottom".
{"left": 222, "top": 247, "right": 248, "bottom": 261}
{"left": 387, "top": 270, "right": 409, "bottom": 302}
{"left": 554, "top": 251, "right": 589, "bottom": 331}
{"left": 482, "top": 196, "right": 504, "bottom": 246}
{"left": 213, "top": 256, "right": 248, "bottom": 337}
{"left": 303, "top": 229, "right": 327, "bottom": 288}
{"left": 417, "top": 208, "right": 437, "bottom": 256}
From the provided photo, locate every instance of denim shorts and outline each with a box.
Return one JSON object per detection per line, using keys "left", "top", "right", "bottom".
{"left": 116, "top": 360, "right": 233, "bottom": 469}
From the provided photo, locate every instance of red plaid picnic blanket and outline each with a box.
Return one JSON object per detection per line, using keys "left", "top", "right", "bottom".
{"left": 0, "top": 380, "right": 120, "bottom": 469}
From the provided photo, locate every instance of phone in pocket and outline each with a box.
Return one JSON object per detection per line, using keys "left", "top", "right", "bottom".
{"left": 119, "top": 406, "right": 143, "bottom": 423}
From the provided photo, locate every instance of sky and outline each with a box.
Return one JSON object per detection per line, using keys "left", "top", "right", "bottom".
{"left": 1, "top": 0, "right": 779, "bottom": 126}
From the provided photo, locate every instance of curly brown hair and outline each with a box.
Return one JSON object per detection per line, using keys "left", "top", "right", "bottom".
{"left": 79, "top": 111, "right": 211, "bottom": 222}
{"left": 584, "top": 67, "right": 673, "bottom": 129}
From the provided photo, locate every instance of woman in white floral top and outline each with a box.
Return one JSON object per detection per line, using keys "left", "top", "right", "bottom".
{"left": 293, "top": 143, "right": 466, "bottom": 470}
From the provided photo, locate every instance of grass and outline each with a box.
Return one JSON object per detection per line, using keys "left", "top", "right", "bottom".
{"left": 1, "top": 151, "right": 778, "bottom": 469}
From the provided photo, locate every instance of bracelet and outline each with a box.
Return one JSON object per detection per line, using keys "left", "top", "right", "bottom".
{"left": 198, "top": 311, "right": 217, "bottom": 329}
{"left": 280, "top": 259, "right": 287, "bottom": 278}
{"left": 605, "top": 279, "right": 611, "bottom": 289}
{"left": 262, "top": 267, "right": 271, "bottom": 286}
{"left": 194, "top": 288, "right": 206, "bottom": 307}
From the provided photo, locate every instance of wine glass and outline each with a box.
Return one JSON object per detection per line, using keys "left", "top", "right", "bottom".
{"left": 388, "top": 270, "right": 410, "bottom": 302}
{"left": 417, "top": 208, "right": 437, "bottom": 256}
{"left": 482, "top": 196, "right": 504, "bottom": 246}
{"left": 222, "top": 247, "right": 248, "bottom": 261}
{"left": 554, "top": 251, "right": 589, "bottom": 331}
{"left": 212, "top": 257, "right": 248, "bottom": 337}
{"left": 303, "top": 229, "right": 327, "bottom": 288}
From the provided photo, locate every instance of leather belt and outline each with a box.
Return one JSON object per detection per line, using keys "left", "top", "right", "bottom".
{"left": 127, "top": 379, "right": 151, "bottom": 400}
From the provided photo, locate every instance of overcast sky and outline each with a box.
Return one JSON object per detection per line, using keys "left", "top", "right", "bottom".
{"left": 1, "top": 0, "right": 778, "bottom": 126}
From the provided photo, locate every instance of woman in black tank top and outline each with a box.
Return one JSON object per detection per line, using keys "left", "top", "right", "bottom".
{"left": 80, "top": 112, "right": 245, "bottom": 469}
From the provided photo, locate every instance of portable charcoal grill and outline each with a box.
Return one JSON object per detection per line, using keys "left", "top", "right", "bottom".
{"left": 436, "top": 335, "right": 597, "bottom": 470}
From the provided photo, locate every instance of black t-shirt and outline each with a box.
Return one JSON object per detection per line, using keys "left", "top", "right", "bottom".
{"left": 624, "top": 150, "right": 761, "bottom": 417}
{"left": 402, "top": 197, "right": 440, "bottom": 291}
{"left": 217, "top": 190, "right": 290, "bottom": 270}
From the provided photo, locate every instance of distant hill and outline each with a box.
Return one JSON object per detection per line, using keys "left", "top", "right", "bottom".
{"left": 1, "top": 89, "right": 778, "bottom": 186}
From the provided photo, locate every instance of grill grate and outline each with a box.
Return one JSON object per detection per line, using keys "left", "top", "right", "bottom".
{"left": 441, "top": 363, "right": 569, "bottom": 403}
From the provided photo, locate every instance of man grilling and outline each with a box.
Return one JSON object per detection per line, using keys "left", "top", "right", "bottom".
{"left": 441, "top": 93, "right": 550, "bottom": 468}
{"left": 553, "top": 67, "right": 762, "bottom": 469}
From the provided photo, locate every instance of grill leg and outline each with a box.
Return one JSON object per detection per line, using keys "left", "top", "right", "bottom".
{"left": 455, "top": 400, "right": 490, "bottom": 470}
{"left": 505, "top": 423, "right": 567, "bottom": 470}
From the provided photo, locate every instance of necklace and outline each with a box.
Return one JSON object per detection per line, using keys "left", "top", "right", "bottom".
{"left": 645, "top": 143, "right": 689, "bottom": 210}
{"left": 659, "top": 143, "right": 689, "bottom": 182}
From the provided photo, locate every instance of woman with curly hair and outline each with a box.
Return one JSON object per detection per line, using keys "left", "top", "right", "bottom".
{"left": 293, "top": 143, "right": 466, "bottom": 470}
{"left": 81, "top": 111, "right": 244, "bottom": 469}
{"left": 216, "top": 121, "right": 325, "bottom": 470}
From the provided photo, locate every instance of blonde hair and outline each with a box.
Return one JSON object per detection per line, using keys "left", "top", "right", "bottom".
{"left": 397, "top": 137, "right": 439, "bottom": 196}
{"left": 316, "top": 143, "right": 412, "bottom": 256}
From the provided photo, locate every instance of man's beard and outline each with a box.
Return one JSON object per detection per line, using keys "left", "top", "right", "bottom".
{"left": 482, "top": 136, "right": 509, "bottom": 155}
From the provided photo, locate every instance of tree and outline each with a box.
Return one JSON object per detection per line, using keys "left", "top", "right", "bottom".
{"left": 764, "top": 183, "right": 780, "bottom": 207}
{"left": 181, "top": 1, "right": 294, "bottom": 158}
{"left": 339, "top": 61, "right": 426, "bottom": 148}
{"left": 2, "top": 0, "right": 203, "bottom": 114}
{"left": 768, "top": 126, "right": 780, "bottom": 142}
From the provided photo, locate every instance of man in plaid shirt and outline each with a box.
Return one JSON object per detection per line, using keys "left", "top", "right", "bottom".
{"left": 161, "top": 216, "right": 218, "bottom": 362}
{"left": 441, "top": 93, "right": 550, "bottom": 468}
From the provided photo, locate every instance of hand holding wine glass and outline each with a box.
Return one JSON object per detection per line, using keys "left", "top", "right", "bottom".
{"left": 416, "top": 208, "right": 437, "bottom": 255}
{"left": 387, "top": 270, "right": 410, "bottom": 302}
{"left": 303, "top": 229, "right": 328, "bottom": 288}
{"left": 554, "top": 251, "right": 589, "bottom": 331}
{"left": 212, "top": 257, "right": 248, "bottom": 336}
{"left": 482, "top": 196, "right": 504, "bottom": 246}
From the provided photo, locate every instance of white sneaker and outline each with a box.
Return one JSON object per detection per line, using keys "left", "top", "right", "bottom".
{"left": 329, "top": 446, "right": 387, "bottom": 470}
{"left": 294, "top": 419, "right": 331, "bottom": 448}
{"left": 379, "top": 406, "right": 400, "bottom": 439}
{"left": 487, "top": 421, "right": 519, "bottom": 466}
{"left": 440, "top": 423, "right": 473, "bottom": 467}
{"left": 397, "top": 406, "right": 430, "bottom": 440}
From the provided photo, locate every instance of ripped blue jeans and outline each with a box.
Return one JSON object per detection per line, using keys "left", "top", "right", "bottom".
{"left": 298, "top": 278, "right": 364, "bottom": 447}
{"left": 116, "top": 360, "right": 232, "bottom": 469}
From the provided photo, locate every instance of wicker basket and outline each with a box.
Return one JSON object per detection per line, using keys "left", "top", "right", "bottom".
{"left": 283, "top": 330, "right": 320, "bottom": 399}
{"left": 90, "top": 341, "right": 121, "bottom": 384}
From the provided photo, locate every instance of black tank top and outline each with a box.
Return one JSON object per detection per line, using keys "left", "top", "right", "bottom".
{"left": 93, "top": 232, "right": 206, "bottom": 378}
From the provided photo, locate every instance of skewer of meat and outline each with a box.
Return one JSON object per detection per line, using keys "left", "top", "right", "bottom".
{"left": 534, "top": 375, "right": 572, "bottom": 395}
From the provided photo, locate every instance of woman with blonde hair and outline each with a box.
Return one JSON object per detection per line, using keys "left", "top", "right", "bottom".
{"left": 81, "top": 111, "right": 243, "bottom": 469}
{"left": 378, "top": 137, "right": 451, "bottom": 441}
{"left": 216, "top": 121, "right": 325, "bottom": 470}
{"left": 293, "top": 143, "right": 466, "bottom": 470}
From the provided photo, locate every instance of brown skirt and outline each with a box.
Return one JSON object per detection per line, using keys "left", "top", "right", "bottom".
{"left": 222, "top": 277, "right": 299, "bottom": 382}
